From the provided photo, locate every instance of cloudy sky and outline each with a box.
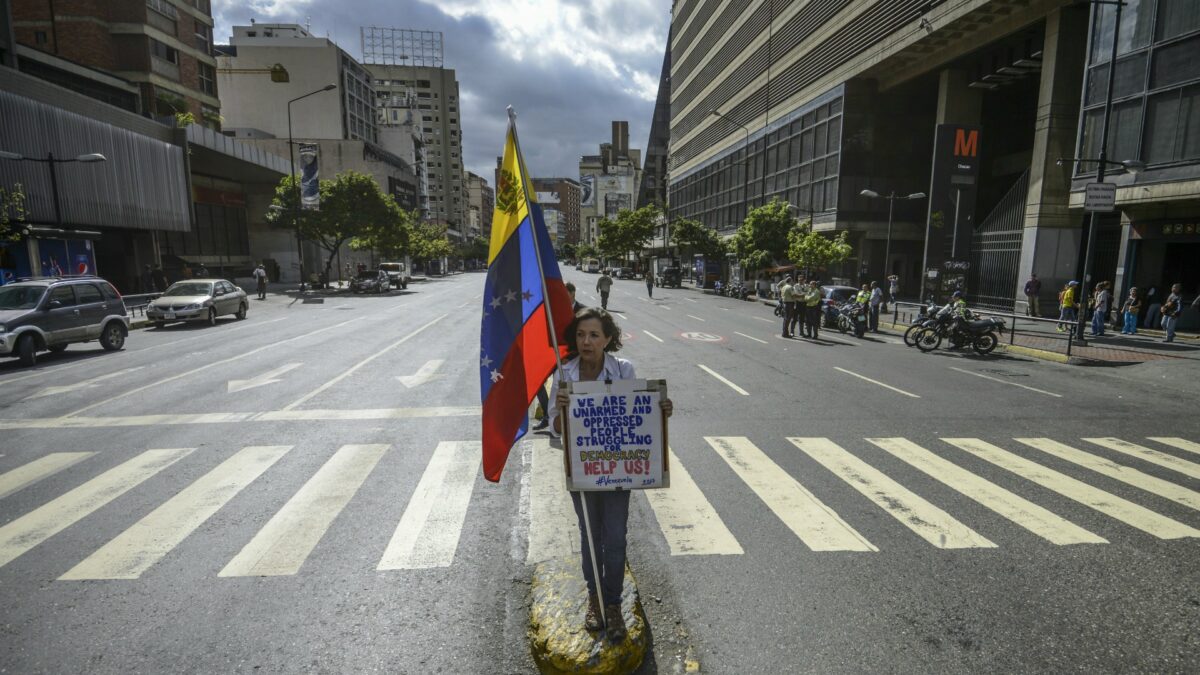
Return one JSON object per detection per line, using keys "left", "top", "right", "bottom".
{"left": 212, "top": 1, "right": 669, "bottom": 183}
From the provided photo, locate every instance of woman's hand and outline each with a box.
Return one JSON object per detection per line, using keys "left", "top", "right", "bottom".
{"left": 660, "top": 397, "right": 673, "bottom": 418}
{"left": 555, "top": 389, "right": 570, "bottom": 410}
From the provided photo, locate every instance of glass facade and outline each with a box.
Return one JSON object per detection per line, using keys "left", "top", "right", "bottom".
{"left": 161, "top": 203, "right": 249, "bottom": 259}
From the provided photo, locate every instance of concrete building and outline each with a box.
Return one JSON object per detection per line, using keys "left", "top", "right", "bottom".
{"left": 464, "top": 171, "right": 493, "bottom": 241}
{"left": 580, "top": 121, "right": 642, "bottom": 245}
{"left": 666, "top": 0, "right": 1200, "bottom": 312}
{"left": 10, "top": 0, "right": 220, "bottom": 126}
{"left": 533, "top": 178, "right": 582, "bottom": 246}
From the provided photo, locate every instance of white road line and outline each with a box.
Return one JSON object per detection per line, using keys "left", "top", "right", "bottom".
{"left": 614, "top": 313, "right": 628, "bottom": 321}
{"left": 642, "top": 330, "right": 664, "bottom": 343}
{"left": 0, "top": 449, "right": 193, "bottom": 569}
{"left": 526, "top": 438, "right": 578, "bottom": 564}
{"left": 790, "top": 438, "right": 995, "bottom": 549}
{"left": 697, "top": 364, "right": 749, "bottom": 395}
{"left": 61, "top": 445, "right": 292, "bottom": 580}
{"left": 944, "top": 438, "right": 1200, "bottom": 539}
{"left": 281, "top": 314, "right": 447, "bottom": 410}
{"left": 0, "top": 406, "right": 482, "bottom": 430}
{"left": 1146, "top": 437, "right": 1200, "bottom": 457}
{"left": 948, "top": 367, "right": 1062, "bottom": 397}
{"left": 734, "top": 332, "right": 768, "bottom": 344}
{"left": 660, "top": 305, "right": 672, "bottom": 311}
{"left": 220, "top": 444, "right": 388, "bottom": 577}
{"left": 705, "top": 437, "right": 876, "bottom": 552}
{"left": 0, "top": 452, "right": 95, "bottom": 500}
{"left": 753, "top": 316, "right": 774, "bottom": 323}
{"left": 833, "top": 367, "right": 920, "bottom": 398}
{"left": 1016, "top": 438, "right": 1200, "bottom": 513}
{"left": 379, "top": 441, "right": 481, "bottom": 570}
{"left": 719, "top": 307, "right": 728, "bottom": 311}
{"left": 638, "top": 297, "right": 649, "bottom": 302}
{"left": 685, "top": 298, "right": 698, "bottom": 303}
{"left": 687, "top": 314, "right": 706, "bottom": 322}
{"left": 868, "top": 438, "right": 1105, "bottom": 545}
{"left": 643, "top": 448, "right": 743, "bottom": 555}
{"left": 1083, "top": 437, "right": 1200, "bottom": 480}
{"left": 63, "top": 319, "right": 362, "bottom": 418}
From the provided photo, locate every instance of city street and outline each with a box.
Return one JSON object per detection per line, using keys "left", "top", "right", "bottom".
{"left": 1, "top": 271, "right": 1198, "bottom": 673}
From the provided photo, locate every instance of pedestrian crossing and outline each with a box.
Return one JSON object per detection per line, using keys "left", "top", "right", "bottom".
{"left": 0, "top": 435, "right": 1196, "bottom": 581}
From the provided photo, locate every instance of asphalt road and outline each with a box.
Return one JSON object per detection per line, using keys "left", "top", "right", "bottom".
{"left": 0, "top": 271, "right": 1197, "bottom": 674}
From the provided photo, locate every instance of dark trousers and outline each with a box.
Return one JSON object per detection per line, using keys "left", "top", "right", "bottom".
{"left": 806, "top": 306, "right": 821, "bottom": 337}
{"left": 646, "top": 282, "right": 653, "bottom": 298}
{"left": 782, "top": 302, "right": 796, "bottom": 336}
{"left": 570, "top": 490, "right": 631, "bottom": 605}
{"left": 869, "top": 304, "right": 880, "bottom": 331}
{"left": 600, "top": 291, "right": 610, "bottom": 309}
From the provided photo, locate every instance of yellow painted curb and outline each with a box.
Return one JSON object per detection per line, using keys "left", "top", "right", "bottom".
{"left": 529, "top": 557, "right": 647, "bottom": 674}
{"left": 1000, "top": 343, "right": 1070, "bottom": 363}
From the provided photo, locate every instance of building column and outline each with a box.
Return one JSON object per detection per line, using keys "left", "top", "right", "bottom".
{"left": 935, "top": 69, "right": 982, "bottom": 126}
{"left": 1016, "top": 7, "right": 1088, "bottom": 314}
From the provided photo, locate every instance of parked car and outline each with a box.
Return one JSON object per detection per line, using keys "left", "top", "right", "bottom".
{"left": 146, "top": 279, "right": 248, "bottom": 328}
{"left": 820, "top": 285, "right": 860, "bottom": 327}
{"left": 575, "top": 262, "right": 583, "bottom": 270}
{"left": 0, "top": 275, "right": 130, "bottom": 366}
{"left": 378, "top": 262, "right": 411, "bottom": 289}
{"left": 617, "top": 267, "right": 636, "bottom": 279}
{"left": 656, "top": 267, "right": 682, "bottom": 288}
{"left": 350, "top": 269, "right": 390, "bottom": 294}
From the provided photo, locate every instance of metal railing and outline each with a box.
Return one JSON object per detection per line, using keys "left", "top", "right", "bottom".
{"left": 890, "top": 300, "right": 1079, "bottom": 356}
{"left": 122, "top": 293, "right": 161, "bottom": 318}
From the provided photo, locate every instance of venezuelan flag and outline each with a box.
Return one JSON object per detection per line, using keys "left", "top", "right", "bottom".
{"left": 480, "top": 117, "right": 573, "bottom": 482}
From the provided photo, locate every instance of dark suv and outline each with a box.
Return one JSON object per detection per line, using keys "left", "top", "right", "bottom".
{"left": 656, "top": 267, "right": 682, "bottom": 288}
{"left": 0, "top": 276, "right": 130, "bottom": 366}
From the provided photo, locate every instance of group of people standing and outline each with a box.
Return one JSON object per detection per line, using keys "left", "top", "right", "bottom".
{"left": 777, "top": 276, "right": 824, "bottom": 338}
{"left": 1046, "top": 275, "right": 1191, "bottom": 343}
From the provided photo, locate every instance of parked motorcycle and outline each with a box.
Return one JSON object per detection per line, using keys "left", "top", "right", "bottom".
{"left": 915, "top": 310, "right": 1005, "bottom": 355}
{"left": 903, "top": 301, "right": 942, "bottom": 347}
{"left": 835, "top": 302, "right": 869, "bottom": 338}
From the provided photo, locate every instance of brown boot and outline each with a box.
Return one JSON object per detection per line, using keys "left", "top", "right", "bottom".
{"left": 584, "top": 593, "right": 602, "bottom": 632}
{"left": 604, "top": 604, "right": 626, "bottom": 642}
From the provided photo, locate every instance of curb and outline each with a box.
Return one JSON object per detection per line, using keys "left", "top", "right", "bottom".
{"left": 999, "top": 343, "right": 1072, "bottom": 363}
{"left": 529, "top": 557, "right": 648, "bottom": 674}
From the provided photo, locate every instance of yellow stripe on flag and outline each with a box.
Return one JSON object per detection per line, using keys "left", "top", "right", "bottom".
{"left": 488, "top": 126, "right": 536, "bottom": 264}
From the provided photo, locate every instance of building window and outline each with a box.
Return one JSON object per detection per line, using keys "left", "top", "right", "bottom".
{"left": 194, "top": 21, "right": 212, "bottom": 53}
{"left": 198, "top": 63, "right": 216, "bottom": 96}
{"left": 1156, "top": 0, "right": 1200, "bottom": 41}
{"left": 1143, "top": 84, "right": 1200, "bottom": 163}
{"left": 150, "top": 38, "right": 179, "bottom": 64}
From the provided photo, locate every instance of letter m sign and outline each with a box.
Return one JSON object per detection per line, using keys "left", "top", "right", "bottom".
{"left": 954, "top": 129, "right": 979, "bottom": 157}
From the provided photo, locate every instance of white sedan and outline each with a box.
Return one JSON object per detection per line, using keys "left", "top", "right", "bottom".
{"left": 146, "top": 279, "right": 249, "bottom": 328}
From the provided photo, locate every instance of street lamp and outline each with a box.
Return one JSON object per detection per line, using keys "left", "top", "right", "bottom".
{"left": 287, "top": 83, "right": 338, "bottom": 291}
{"left": 0, "top": 151, "right": 108, "bottom": 227}
{"left": 859, "top": 189, "right": 926, "bottom": 282}
{"left": 710, "top": 109, "right": 753, "bottom": 223}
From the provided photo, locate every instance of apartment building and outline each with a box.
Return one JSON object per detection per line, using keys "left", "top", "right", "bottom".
{"left": 579, "top": 121, "right": 642, "bottom": 245}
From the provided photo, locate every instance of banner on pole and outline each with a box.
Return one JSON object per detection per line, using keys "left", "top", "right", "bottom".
{"left": 299, "top": 143, "right": 320, "bottom": 211}
{"left": 562, "top": 379, "right": 669, "bottom": 491}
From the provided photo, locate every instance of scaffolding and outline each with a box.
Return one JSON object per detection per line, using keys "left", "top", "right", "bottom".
{"left": 360, "top": 27, "right": 443, "bottom": 67}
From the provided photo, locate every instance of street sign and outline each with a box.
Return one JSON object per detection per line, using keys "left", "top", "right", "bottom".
{"left": 1084, "top": 182, "right": 1116, "bottom": 212}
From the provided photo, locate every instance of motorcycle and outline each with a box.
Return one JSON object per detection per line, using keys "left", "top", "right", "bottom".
{"left": 835, "top": 302, "right": 869, "bottom": 338}
{"left": 903, "top": 301, "right": 941, "bottom": 347}
{"left": 915, "top": 309, "right": 1005, "bottom": 355}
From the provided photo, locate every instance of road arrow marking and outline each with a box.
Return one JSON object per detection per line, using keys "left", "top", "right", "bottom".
{"left": 397, "top": 359, "right": 445, "bottom": 388}
{"left": 227, "top": 363, "right": 302, "bottom": 393}
{"left": 25, "top": 367, "right": 144, "bottom": 400}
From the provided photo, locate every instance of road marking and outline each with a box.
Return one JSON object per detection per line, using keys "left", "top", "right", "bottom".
{"left": 867, "top": 438, "right": 1105, "bottom": 545}
{"left": 697, "top": 364, "right": 749, "bottom": 395}
{"left": 526, "top": 438, "right": 578, "bottom": 564}
{"left": 685, "top": 298, "right": 698, "bottom": 303}
{"left": 1016, "top": 438, "right": 1200, "bottom": 513}
{"left": 379, "top": 441, "right": 480, "bottom": 570}
{"left": 833, "top": 367, "right": 920, "bottom": 398}
{"left": 397, "top": 359, "right": 446, "bottom": 388}
{"left": 0, "top": 406, "right": 481, "bottom": 430}
{"left": 753, "top": 316, "right": 774, "bottom": 323}
{"left": 220, "top": 444, "right": 387, "bottom": 577}
{"left": 61, "top": 445, "right": 291, "bottom": 580}
{"left": 63, "top": 319, "right": 362, "bottom": 417}
{"left": 686, "top": 314, "right": 706, "bottom": 322}
{"left": 24, "top": 367, "right": 145, "bottom": 400}
{"left": 660, "top": 304, "right": 672, "bottom": 311}
{"left": 1083, "top": 437, "right": 1200, "bottom": 480}
{"left": 947, "top": 367, "right": 1062, "bottom": 397}
{"left": 0, "top": 452, "right": 95, "bottom": 500}
{"left": 705, "top": 437, "right": 876, "bottom": 551}
{"left": 643, "top": 448, "right": 742, "bottom": 555}
{"left": 227, "top": 362, "right": 303, "bottom": 393}
{"left": 1146, "top": 437, "right": 1200, "bottom": 457}
{"left": 734, "top": 332, "right": 768, "bottom": 344}
{"left": 614, "top": 313, "right": 627, "bottom": 321}
{"left": 944, "top": 438, "right": 1200, "bottom": 539}
{"left": 642, "top": 330, "right": 663, "bottom": 343}
{"left": 790, "top": 438, "right": 995, "bottom": 549}
{"left": 719, "top": 307, "right": 728, "bottom": 311}
{"left": 0, "top": 449, "right": 193, "bottom": 569}
{"left": 282, "top": 314, "right": 447, "bottom": 410}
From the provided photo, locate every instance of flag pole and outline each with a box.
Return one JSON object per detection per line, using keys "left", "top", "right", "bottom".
{"left": 507, "top": 106, "right": 607, "bottom": 630}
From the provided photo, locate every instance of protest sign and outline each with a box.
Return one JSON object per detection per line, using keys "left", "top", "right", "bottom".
{"left": 562, "top": 379, "right": 668, "bottom": 491}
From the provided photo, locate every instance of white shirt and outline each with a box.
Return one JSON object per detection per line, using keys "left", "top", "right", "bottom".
{"left": 548, "top": 353, "right": 637, "bottom": 435}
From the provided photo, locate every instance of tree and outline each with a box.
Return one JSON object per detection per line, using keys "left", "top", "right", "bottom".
{"left": 787, "top": 219, "right": 853, "bottom": 278}
{"left": 732, "top": 200, "right": 794, "bottom": 270}
{"left": 670, "top": 218, "right": 726, "bottom": 260}
{"left": 455, "top": 236, "right": 489, "bottom": 265}
{"left": 559, "top": 241, "right": 578, "bottom": 261}
{"left": 411, "top": 222, "right": 454, "bottom": 269}
{"left": 351, "top": 205, "right": 415, "bottom": 261}
{"left": 1, "top": 183, "right": 27, "bottom": 242}
{"left": 596, "top": 204, "right": 660, "bottom": 264}
{"left": 575, "top": 242, "right": 598, "bottom": 262}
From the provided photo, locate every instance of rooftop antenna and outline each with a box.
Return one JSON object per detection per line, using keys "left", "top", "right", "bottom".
{"left": 305, "top": 16, "right": 311, "bottom": 34}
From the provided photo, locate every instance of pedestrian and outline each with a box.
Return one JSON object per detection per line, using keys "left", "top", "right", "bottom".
{"left": 253, "top": 262, "right": 269, "bottom": 300}
{"left": 1120, "top": 287, "right": 1141, "bottom": 335}
{"left": 596, "top": 269, "right": 613, "bottom": 310}
{"left": 1057, "top": 281, "right": 1078, "bottom": 333}
{"left": 139, "top": 264, "right": 156, "bottom": 294}
{"left": 868, "top": 280, "right": 883, "bottom": 332}
{"left": 1024, "top": 273, "right": 1041, "bottom": 317}
{"left": 803, "top": 280, "right": 822, "bottom": 338}
{"left": 151, "top": 265, "right": 169, "bottom": 292}
{"left": 757, "top": 274, "right": 770, "bottom": 300}
{"left": 645, "top": 271, "right": 653, "bottom": 299}
{"left": 888, "top": 274, "right": 899, "bottom": 306}
{"left": 550, "top": 308, "right": 672, "bottom": 641}
{"left": 196, "top": 263, "right": 209, "bottom": 278}
{"left": 779, "top": 275, "right": 796, "bottom": 338}
{"left": 1161, "top": 283, "right": 1183, "bottom": 343}
{"left": 1090, "top": 281, "right": 1111, "bottom": 337}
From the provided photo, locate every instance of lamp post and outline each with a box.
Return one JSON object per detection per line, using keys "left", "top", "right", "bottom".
{"left": 287, "top": 84, "right": 338, "bottom": 291}
{"left": 860, "top": 189, "right": 926, "bottom": 282}
{"left": 0, "top": 151, "right": 107, "bottom": 228}
{"left": 709, "top": 109, "right": 752, "bottom": 224}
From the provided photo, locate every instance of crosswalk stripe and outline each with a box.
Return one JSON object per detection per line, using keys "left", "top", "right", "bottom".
{"left": 944, "top": 438, "right": 1200, "bottom": 540}
{"left": 60, "top": 445, "right": 291, "bottom": 580}
{"left": 220, "top": 444, "right": 388, "bottom": 577}
{"left": 526, "top": 438, "right": 579, "bottom": 564}
{"left": 0, "top": 452, "right": 95, "bottom": 500}
{"left": 705, "top": 437, "right": 876, "bottom": 552}
{"left": 0, "top": 449, "right": 193, "bottom": 570}
{"left": 643, "top": 448, "right": 743, "bottom": 555}
{"left": 868, "top": 438, "right": 1106, "bottom": 545}
{"left": 1083, "top": 437, "right": 1200, "bottom": 480}
{"left": 1017, "top": 438, "right": 1200, "bottom": 513}
{"left": 1146, "top": 437, "right": 1200, "bottom": 457}
{"left": 378, "top": 441, "right": 480, "bottom": 570}
{"left": 789, "top": 438, "right": 995, "bottom": 549}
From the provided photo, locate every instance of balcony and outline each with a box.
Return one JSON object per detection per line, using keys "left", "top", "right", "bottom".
{"left": 151, "top": 56, "right": 180, "bottom": 81}
{"left": 146, "top": 0, "right": 178, "bottom": 19}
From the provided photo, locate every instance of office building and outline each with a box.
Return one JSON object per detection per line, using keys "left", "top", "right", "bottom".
{"left": 580, "top": 121, "right": 641, "bottom": 245}
{"left": 533, "top": 178, "right": 581, "bottom": 246}
{"left": 465, "top": 171, "right": 493, "bottom": 240}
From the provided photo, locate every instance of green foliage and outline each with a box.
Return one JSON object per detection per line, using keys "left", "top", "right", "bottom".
{"left": 456, "top": 236, "right": 489, "bottom": 261}
{"left": 559, "top": 242, "right": 577, "bottom": 261}
{"left": 669, "top": 218, "right": 726, "bottom": 259}
{"left": 351, "top": 208, "right": 414, "bottom": 261}
{"left": 411, "top": 222, "right": 454, "bottom": 261}
{"left": 575, "top": 242, "right": 598, "bottom": 261}
{"left": 596, "top": 204, "right": 661, "bottom": 262}
{"left": 732, "top": 200, "right": 794, "bottom": 270}
{"left": 786, "top": 220, "right": 853, "bottom": 274}
{"left": 174, "top": 112, "right": 197, "bottom": 128}
{"left": 0, "top": 183, "right": 27, "bottom": 241}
